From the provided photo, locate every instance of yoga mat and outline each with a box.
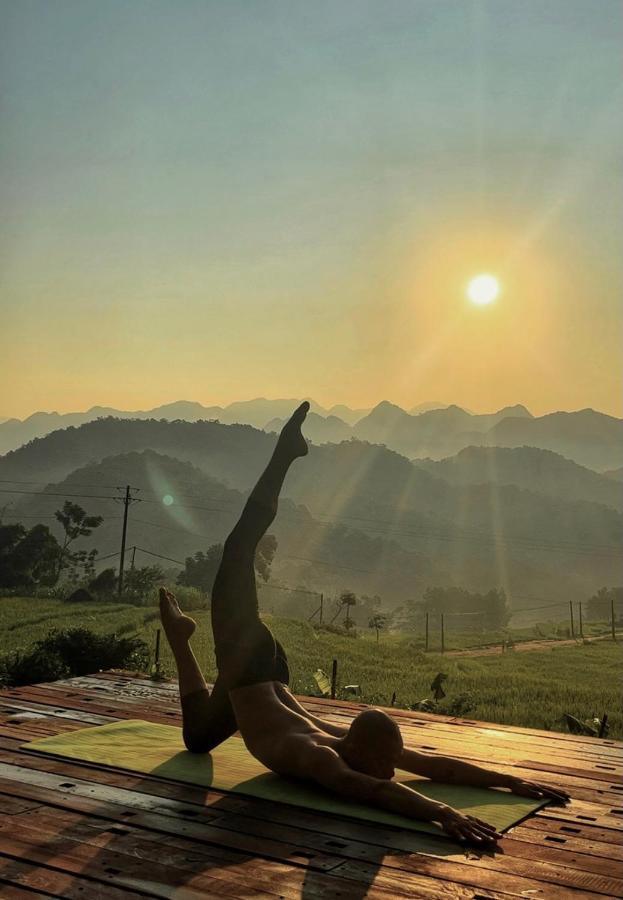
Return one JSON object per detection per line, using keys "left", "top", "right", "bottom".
{"left": 22, "top": 719, "right": 546, "bottom": 835}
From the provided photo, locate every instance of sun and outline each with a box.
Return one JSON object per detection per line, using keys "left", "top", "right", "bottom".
{"left": 467, "top": 273, "right": 500, "bottom": 306}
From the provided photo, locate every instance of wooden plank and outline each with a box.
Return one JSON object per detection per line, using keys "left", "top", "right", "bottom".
{"left": 0, "top": 795, "right": 43, "bottom": 815}
{"left": 521, "top": 815, "right": 623, "bottom": 846}
{"left": 2, "top": 762, "right": 621, "bottom": 899}
{"left": 509, "top": 825, "right": 623, "bottom": 862}
{"left": 1, "top": 805, "right": 602, "bottom": 900}
{"left": 0, "top": 766, "right": 344, "bottom": 873}
{"left": 0, "top": 820, "right": 444, "bottom": 900}
{"left": 0, "top": 878, "right": 57, "bottom": 900}
{"left": 2, "top": 672, "right": 621, "bottom": 899}
{"left": 0, "top": 699, "right": 114, "bottom": 726}
{"left": 0, "top": 854, "right": 157, "bottom": 899}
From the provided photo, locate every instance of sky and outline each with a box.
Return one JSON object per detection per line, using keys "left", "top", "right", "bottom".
{"left": 1, "top": 0, "right": 622, "bottom": 420}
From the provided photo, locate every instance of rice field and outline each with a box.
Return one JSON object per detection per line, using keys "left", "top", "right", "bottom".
{"left": 2, "top": 597, "right": 621, "bottom": 739}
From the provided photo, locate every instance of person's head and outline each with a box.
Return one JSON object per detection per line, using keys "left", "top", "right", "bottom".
{"left": 337, "top": 709, "right": 403, "bottom": 780}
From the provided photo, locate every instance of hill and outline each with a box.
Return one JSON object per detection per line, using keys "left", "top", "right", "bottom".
{"left": 0, "top": 398, "right": 369, "bottom": 453}
{"left": 8, "top": 449, "right": 442, "bottom": 604}
{"left": 414, "top": 445, "right": 623, "bottom": 511}
{"left": 265, "top": 412, "right": 352, "bottom": 444}
{"left": 3, "top": 419, "right": 621, "bottom": 607}
{"left": 351, "top": 403, "right": 534, "bottom": 458}
{"left": 484, "top": 409, "right": 623, "bottom": 472}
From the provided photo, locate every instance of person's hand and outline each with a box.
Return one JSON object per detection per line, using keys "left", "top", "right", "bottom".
{"left": 508, "top": 777, "right": 570, "bottom": 804}
{"left": 436, "top": 806, "right": 501, "bottom": 845}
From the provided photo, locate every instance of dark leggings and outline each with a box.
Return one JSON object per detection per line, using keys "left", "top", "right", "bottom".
{"left": 181, "top": 498, "right": 289, "bottom": 753}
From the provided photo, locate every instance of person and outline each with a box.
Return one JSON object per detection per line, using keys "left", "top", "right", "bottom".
{"left": 160, "top": 402, "right": 569, "bottom": 845}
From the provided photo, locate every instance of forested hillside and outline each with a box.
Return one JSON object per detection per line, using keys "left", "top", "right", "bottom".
{"left": 4, "top": 417, "right": 620, "bottom": 608}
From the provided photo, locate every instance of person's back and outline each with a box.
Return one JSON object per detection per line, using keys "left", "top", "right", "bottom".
{"left": 229, "top": 680, "right": 338, "bottom": 776}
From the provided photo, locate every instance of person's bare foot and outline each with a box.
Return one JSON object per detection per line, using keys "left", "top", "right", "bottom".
{"left": 159, "top": 587, "right": 196, "bottom": 647}
{"left": 276, "top": 401, "right": 310, "bottom": 461}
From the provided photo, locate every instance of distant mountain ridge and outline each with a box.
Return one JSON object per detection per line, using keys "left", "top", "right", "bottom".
{"left": 0, "top": 398, "right": 373, "bottom": 453}
{"left": 262, "top": 401, "right": 621, "bottom": 471}
{"left": 414, "top": 445, "right": 623, "bottom": 511}
{"left": 4, "top": 422, "right": 620, "bottom": 607}
{"left": 2, "top": 398, "right": 621, "bottom": 472}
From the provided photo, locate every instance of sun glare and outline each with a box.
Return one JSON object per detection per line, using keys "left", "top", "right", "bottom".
{"left": 467, "top": 273, "right": 500, "bottom": 306}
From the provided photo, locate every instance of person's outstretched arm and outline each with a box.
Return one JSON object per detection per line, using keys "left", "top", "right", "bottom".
{"left": 304, "top": 745, "right": 501, "bottom": 845}
{"left": 398, "top": 748, "right": 569, "bottom": 803}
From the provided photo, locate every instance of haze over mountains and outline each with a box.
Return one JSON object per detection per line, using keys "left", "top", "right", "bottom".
{"left": 2, "top": 398, "right": 621, "bottom": 471}
{"left": 2, "top": 411, "right": 621, "bottom": 610}
{"left": 0, "top": 398, "right": 374, "bottom": 453}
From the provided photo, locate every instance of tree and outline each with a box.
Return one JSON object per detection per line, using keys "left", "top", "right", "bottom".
{"left": 587, "top": 586, "right": 623, "bottom": 622}
{"left": 66, "top": 548, "right": 99, "bottom": 585}
{"left": 418, "top": 585, "right": 509, "bottom": 631}
{"left": 89, "top": 567, "right": 117, "bottom": 598}
{"left": 339, "top": 590, "right": 357, "bottom": 628}
{"left": 178, "top": 544, "right": 223, "bottom": 593}
{"left": 178, "top": 535, "right": 279, "bottom": 594}
{"left": 255, "top": 534, "right": 277, "bottom": 582}
{"left": 123, "top": 565, "right": 164, "bottom": 598}
{"left": 54, "top": 502, "right": 103, "bottom": 582}
{"left": 368, "top": 612, "right": 389, "bottom": 643}
{"left": 0, "top": 523, "right": 61, "bottom": 589}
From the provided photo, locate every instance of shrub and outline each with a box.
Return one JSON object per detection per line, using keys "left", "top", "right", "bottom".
{"left": 0, "top": 646, "right": 70, "bottom": 688}
{"left": 0, "top": 627, "right": 151, "bottom": 687}
{"left": 89, "top": 568, "right": 117, "bottom": 598}
{"left": 65, "top": 588, "right": 95, "bottom": 604}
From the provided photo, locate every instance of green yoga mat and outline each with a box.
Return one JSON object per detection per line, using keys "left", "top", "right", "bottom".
{"left": 22, "top": 719, "right": 546, "bottom": 835}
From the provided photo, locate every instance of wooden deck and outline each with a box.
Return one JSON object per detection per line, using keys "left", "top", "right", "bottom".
{"left": 0, "top": 671, "right": 621, "bottom": 899}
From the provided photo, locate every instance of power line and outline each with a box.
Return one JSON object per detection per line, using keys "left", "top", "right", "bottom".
{"left": 2, "top": 483, "right": 620, "bottom": 557}
{"left": 0, "top": 488, "right": 118, "bottom": 501}
{"left": 0, "top": 479, "right": 130, "bottom": 490}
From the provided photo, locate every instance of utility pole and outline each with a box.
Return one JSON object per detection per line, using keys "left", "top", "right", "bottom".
{"left": 578, "top": 601, "right": 583, "bottom": 639}
{"left": 116, "top": 486, "right": 140, "bottom": 597}
{"left": 130, "top": 545, "right": 137, "bottom": 571}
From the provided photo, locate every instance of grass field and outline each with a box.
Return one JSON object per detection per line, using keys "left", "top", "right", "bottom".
{"left": 1, "top": 596, "right": 621, "bottom": 739}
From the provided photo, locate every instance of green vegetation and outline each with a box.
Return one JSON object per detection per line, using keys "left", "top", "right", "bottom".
{"left": 1, "top": 596, "right": 620, "bottom": 739}
{"left": 0, "top": 627, "right": 150, "bottom": 687}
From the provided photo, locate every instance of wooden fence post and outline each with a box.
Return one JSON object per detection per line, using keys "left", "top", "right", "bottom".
{"left": 612, "top": 596, "right": 617, "bottom": 642}
{"left": 330, "top": 659, "right": 338, "bottom": 699}
{"left": 425, "top": 612, "right": 429, "bottom": 652}
{"left": 578, "top": 601, "right": 583, "bottom": 639}
{"left": 569, "top": 600, "right": 575, "bottom": 639}
{"left": 441, "top": 614, "right": 445, "bottom": 654}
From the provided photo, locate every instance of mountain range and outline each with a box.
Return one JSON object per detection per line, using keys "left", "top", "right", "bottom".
{"left": 0, "top": 398, "right": 374, "bottom": 453}
{"left": 3, "top": 416, "right": 621, "bottom": 609}
{"left": 269, "top": 401, "right": 622, "bottom": 471}
{"left": 4, "top": 398, "right": 621, "bottom": 472}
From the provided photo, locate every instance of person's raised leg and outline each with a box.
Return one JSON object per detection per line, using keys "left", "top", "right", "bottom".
{"left": 211, "top": 401, "right": 309, "bottom": 642}
{"left": 159, "top": 587, "right": 205, "bottom": 698}
{"left": 159, "top": 586, "right": 239, "bottom": 752}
